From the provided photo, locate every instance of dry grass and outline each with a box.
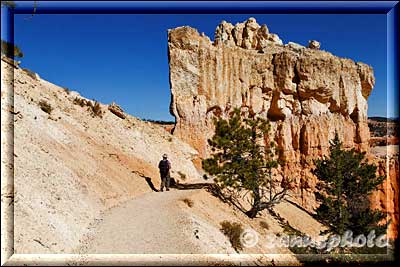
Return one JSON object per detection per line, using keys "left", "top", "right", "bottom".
{"left": 63, "top": 87, "right": 70, "bottom": 95}
{"left": 38, "top": 100, "right": 53, "bottom": 114}
{"left": 180, "top": 198, "right": 194, "bottom": 208}
{"left": 22, "top": 68, "right": 37, "bottom": 80}
{"left": 177, "top": 171, "right": 187, "bottom": 180}
{"left": 73, "top": 97, "right": 87, "bottom": 107}
{"left": 90, "top": 101, "right": 103, "bottom": 118}
{"left": 259, "top": 220, "right": 269, "bottom": 230}
{"left": 220, "top": 220, "right": 244, "bottom": 252}
{"left": 73, "top": 97, "right": 103, "bottom": 118}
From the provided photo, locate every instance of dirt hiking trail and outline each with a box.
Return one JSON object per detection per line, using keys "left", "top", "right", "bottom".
{"left": 78, "top": 189, "right": 208, "bottom": 254}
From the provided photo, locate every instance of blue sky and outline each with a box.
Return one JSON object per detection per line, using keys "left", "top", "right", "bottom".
{"left": 6, "top": 12, "right": 396, "bottom": 120}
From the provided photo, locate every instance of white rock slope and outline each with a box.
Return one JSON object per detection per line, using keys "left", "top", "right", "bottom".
{"left": 1, "top": 57, "right": 201, "bottom": 253}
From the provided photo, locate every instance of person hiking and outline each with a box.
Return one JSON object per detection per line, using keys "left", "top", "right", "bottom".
{"left": 158, "top": 154, "right": 171, "bottom": 192}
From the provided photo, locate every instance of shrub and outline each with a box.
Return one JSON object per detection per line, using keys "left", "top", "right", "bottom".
{"left": 38, "top": 100, "right": 52, "bottom": 114}
{"left": 281, "top": 222, "right": 316, "bottom": 255}
{"left": 1, "top": 1, "right": 17, "bottom": 9}
{"left": 22, "top": 68, "right": 37, "bottom": 80}
{"left": 63, "top": 87, "right": 70, "bottom": 94}
{"left": 1, "top": 39, "right": 23, "bottom": 58}
{"left": 259, "top": 221, "right": 269, "bottom": 230}
{"left": 220, "top": 220, "right": 244, "bottom": 252}
{"left": 73, "top": 97, "right": 102, "bottom": 118}
{"left": 90, "top": 101, "right": 103, "bottom": 117}
{"left": 73, "top": 97, "right": 87, "bottom": 107}
{"left": 177, "top": 171, "right": 187, "bottom": 181}
{"left": 314, "top": 132, "right": 386, "bottom": 236}
{"left": 181, "top": 198, "right": 194, "bottom": 208}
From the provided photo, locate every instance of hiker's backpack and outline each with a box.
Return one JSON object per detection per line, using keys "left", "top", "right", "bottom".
{"left": 159, "top": 160, "right": 170, "bottom": 175}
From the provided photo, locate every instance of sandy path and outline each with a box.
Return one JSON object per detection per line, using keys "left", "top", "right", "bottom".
{"left": 78, "top": 189, "right": 203, "bottom": 254}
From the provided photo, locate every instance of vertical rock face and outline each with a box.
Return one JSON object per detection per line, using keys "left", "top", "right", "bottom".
{"left": 370, "top": 148, "right": 399, "bottom": 239}
{"left": 168, "top": 18, "right": 374, "bottom": 211}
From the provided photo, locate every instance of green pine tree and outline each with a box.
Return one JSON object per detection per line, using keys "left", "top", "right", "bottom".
{"left": 1, "top": 40, "right": 24, "bottom": 59}
{"left": 202, "top": 108, "right": 290, "bottom": 218}
{"left": 1, "top": 1, "right": 16, "bottom": 9}
{"left": 314, "top": 133, "right": 386, "bottom": 236}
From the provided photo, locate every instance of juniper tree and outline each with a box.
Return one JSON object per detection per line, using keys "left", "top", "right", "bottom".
{"left": 1, "top": 1, "right": 16, "bottom": 9}
{"left": 202, "top": 108, "right": 290, "bottom": 218}
{"left": 314, "top": 133, "right": 386, "bottom": 236}
{"left": 1, "top": 40, "right": 23, "bottom": 58}
{"left": 1, "top": 1, "right": 38, "bottom": 19}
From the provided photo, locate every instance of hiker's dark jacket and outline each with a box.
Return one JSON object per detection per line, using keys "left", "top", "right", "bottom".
{"left": 158, "top": 159, "right": 171, "bottom": 177}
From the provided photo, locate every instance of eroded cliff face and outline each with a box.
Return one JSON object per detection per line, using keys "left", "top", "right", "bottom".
{"left": 168, "top": 18, "right": 374, "bottom": 212}
{"left": 370, "top": 146, "right": 399, "bottom": 239}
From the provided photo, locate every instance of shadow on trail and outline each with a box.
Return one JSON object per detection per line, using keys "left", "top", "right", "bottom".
{"left": 172, "top": 181, "right": 211, "bottom": 190}
{"left": 142, "top": 172, "right": 212, "bottom": 193}
{"left": 142, "top": 174, "right": 247, "bottom": 215}
{"left": 144, "top": 177, "right": 159, "bottom": 192}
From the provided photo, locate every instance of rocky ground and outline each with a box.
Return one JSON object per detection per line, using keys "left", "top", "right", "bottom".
{"left": 1, "top": 57, "right": 336, "bottom": 264}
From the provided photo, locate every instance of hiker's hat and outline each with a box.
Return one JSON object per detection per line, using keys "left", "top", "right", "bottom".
{"left": 163, "top": 153, "right": 168, "bottom": 158}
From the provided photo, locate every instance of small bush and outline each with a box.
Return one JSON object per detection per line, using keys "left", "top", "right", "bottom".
{"left": 177, "top": 171, "right": 187, "bottom": 181}
{"left": 22, "top": 68, "right": 37, "bottom": 80}
{"left": 73, "top": 97, "right": 103, "bottom": 118}
{"left": 38, "top": 100, "right": 52, "bottom": 114}
{"left": 259, "top": 221, "right": 269, "bottom": 230}
{"left": 90, "top": 101, "right": 103, "bottom": 117}
{"left": 63, "top": 87, "right": 70, "bottom": 94}
{"left": 281, "top": 221, "right": 317, "bottom": 255}
{"left": 220, "top": 220, "right": 244, "bottom": 252}
{"left": 181, "top": 198, "right": 194, "bottom": 208}
{"left": 1, "top": 40, "right": 23, "bottom": 58}
{"left": 73, "top": 97, "right": 87, "bottom": 107}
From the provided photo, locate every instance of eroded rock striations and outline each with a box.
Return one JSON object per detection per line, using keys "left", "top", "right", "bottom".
{"left": 168, "top": 18, "right": 376, "bottom": 212}
{"left": 370, "top": 150, "right": 399, "bottom": 240}
{"left": 169, "top": 19, "right": 398, "bottom": 239}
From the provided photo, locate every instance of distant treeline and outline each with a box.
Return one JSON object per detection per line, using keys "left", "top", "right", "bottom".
{"left": 368, "top": 116, "right": 399, "bottom": 122}
{"left": 142, "top": 118, "right": 175, "bottom": 125}
{"left": 368, "top": 117, "right": 399, "bottom": 137}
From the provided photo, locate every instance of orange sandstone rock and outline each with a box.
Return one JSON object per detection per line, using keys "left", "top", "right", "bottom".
{"left": 168, "top": 19, "right": 398, "bottom": 236}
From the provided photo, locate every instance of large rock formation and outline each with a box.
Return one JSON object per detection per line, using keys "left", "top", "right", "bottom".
{"left": 168, "top": 18, "right": 374, "bottom": 211}
{"left": 370, "top": 146, "right": 399, "bottom": 239}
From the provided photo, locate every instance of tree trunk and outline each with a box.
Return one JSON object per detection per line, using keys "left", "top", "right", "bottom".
{"left": 245, "top": 207, "right": 259, "bottom": 218}
{"left": 246, "top": 201, "right": 271, "bottom": 218}
{"left": 246, "top": 186, "right": 272, "bottom": 218}
{"left": 246, "top": 186, "right": 261, "bottom": 218}
{"left": 337, "top": 181, "right": 344, "bottom": 235}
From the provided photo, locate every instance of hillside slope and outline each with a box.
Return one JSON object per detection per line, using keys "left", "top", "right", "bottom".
{"left": 2, "top": 57, "right": 202, "bottom": 254}
{"left": 1, "top": 57, "right": 335, "bottom": 264}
